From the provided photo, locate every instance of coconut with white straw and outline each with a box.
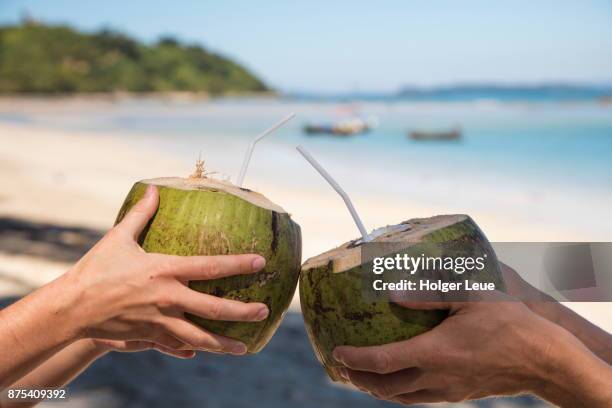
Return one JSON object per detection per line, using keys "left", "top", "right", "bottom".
{"left": 114, "top": 115, "right": 300, "bottom": 353}
{"left": 296, "top": 146, "right": 505, "bottom": 382}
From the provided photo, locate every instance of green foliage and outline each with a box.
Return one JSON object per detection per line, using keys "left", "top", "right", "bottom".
{"left": 0, "top": 23, "right": 268, "bottom": 94}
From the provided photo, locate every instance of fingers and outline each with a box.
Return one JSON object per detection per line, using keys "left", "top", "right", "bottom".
{"left": 343, "top": 368, "right": 422, "bottom": 399}
{"left": 105, "top": 339, "right": 196, "bottom": 359}
{"left": 333, "top": 333, "right": 435, "bottom": 374}
{"left": 152, "top": 280, "right": 269, "bottom": 321}
{"left": 152, "top": 331, "right": 191, "bottom": 350}
{"left": 157, "top": 253, "right": 266, "bottom": 280}
{"left": 152, "top": 344, "right": 196, "bottom": 359}
{"left": 157, "top": 316, "right": 248, "bottom": 355}
{"left": 175, "top": 286, "right": 268, "bottom": 322}
{"left": 129, "top": 340, "right": 196, "bottom": 359}
{"left": 393, "top": 390, "right": 444, "bottom": 405}
{"left": 117, "top": 184, "right": 159, "bottom": 239}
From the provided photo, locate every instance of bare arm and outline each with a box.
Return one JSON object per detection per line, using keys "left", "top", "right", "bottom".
{"left": 528, "top": 300, "right": 612, "bottom": 364}
{"left": 501, "top": 262, "right": 612, "bottom": 363}
{"left": 0, "top": 277, "right": 83, "bottom": 389}
{"left": 334, "top": 294, "right": 612, "bottom": 407}
{"left": 533, "top": 326, "right": 612, "bottom": 407}
{"left": 8, "top": 340, "right": 106, "bottom": 389}
{"left": 2, "top": 340, "right": 106, "bottom": 408}
{"left": 3, "top": 339, "right": 194, "bottom": 408}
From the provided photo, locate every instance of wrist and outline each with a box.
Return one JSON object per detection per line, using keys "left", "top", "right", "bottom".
{"left": 527, "top": 320, "right": 612, "bottom": 407}
{"left": 46, "top": 269, "right": 92, "bottom": 342}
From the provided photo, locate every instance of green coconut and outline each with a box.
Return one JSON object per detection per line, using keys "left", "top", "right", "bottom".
{"left": 300, "top": 214, "right": 505, "bottom": 381}
{"left": 115, "top": 175, "right": 302, "bottom": 353}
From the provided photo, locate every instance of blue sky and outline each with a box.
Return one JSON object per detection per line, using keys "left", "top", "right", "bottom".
{"left": 1, "top": 0, "right": 611, "bottom": 92}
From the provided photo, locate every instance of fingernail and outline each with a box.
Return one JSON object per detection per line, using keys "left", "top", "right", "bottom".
{"left": 231, "top": 343, "right": 247, "bottom": 355}
{"left": 333, "top": 348, "right": 343, "bottom": 363}
{"left": 144, "top": 184, "right": 155, "bottom": 198}
{"left": 256, "top": 306, "right": 269, "bottom": 321}
{"left": 337, "top": 367, "right": 348, "bottom": 381}
{"left": 252, "top": 257, "right": 266, "bottom": 272}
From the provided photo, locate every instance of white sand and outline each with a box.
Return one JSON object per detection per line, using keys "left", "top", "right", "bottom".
{"left": 0, "top": 121, "right": 609, "bottom": 332}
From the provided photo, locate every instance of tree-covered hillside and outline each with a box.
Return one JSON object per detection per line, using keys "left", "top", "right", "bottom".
{"left": 0, "top": 22, "right": 268, "bottom": 94}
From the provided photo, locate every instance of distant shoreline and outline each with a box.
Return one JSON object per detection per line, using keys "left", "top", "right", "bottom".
{"left": 288, "top": 85, "right": 612, "bottom": 103}
{"left": 1, "top": 93, "right": 611, "bottom": 106}
{"left": 2, "top": 82, "right": 612, "bottom": 104}
{"left": 0, "top": 90, "right": 279, "bottom": 102}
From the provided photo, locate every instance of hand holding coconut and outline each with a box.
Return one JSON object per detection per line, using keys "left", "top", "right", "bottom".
{"left": 1, "top": 114, "right": 302, "bottom": 392}
{"left": 333, "top": 293, "right": 612, "bottom": 407}
{"left": 296, "top": 148, "right": 611, "bottom": 406}
{"left": 66, "top": 185, "right": 269, "bottom": 354}
{"left": 0, "top": 185, "right": 269, "bottom": 389}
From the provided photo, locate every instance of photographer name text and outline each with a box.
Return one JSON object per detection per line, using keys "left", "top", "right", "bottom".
{"left": 370, "top": 253, "right": 496, "bottom": 292}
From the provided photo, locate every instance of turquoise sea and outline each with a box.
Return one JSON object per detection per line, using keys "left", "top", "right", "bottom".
{"left": 2, "top": 97, "right": 611, "bottom": 239}
{"left": 3, "top": 98, "right": 611, "bottom": 187}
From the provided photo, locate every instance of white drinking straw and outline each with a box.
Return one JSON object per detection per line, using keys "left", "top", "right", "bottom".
{"left": 236, "top": 113, "right": 296, "bottom": 187}
{"left": 296, "top": 145, "right": 371, "bottom": 242}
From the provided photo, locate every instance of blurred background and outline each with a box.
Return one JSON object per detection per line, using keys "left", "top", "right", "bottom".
{"left": 0, "top": 1, "right": 611, "bottom": 407}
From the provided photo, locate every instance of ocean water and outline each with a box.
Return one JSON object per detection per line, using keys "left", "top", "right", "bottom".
{"left": 5, "top": 98, "right": 611, "bottom": 186}
{"left": 2, "top": 97, "right": 611, "bottom": 239}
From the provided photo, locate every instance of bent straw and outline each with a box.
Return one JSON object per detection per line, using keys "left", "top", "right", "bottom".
{"left": 236, "top": 113, "right": 296, "bottom": 187}
{"left": 296, "top": 145, "right": 371, "bottom": 242}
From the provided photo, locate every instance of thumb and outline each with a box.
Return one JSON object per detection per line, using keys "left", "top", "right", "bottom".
{"left": 117, "top": 184, "right": 159, "bottom": 240}
{"left": 153, "top": 345, "right": 196, "bottom": 359}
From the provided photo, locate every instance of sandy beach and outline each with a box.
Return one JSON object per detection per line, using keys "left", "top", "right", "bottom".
{"left": 0, "top": 120, "right": 183, "bottom": 294}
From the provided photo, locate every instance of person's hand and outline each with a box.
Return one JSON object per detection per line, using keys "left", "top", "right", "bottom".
{"left": 333, "top": 292, "right": 612, "bottom": 406}
{"left": 498, "top": 261, "right": 553, "bottom": 304}
{"left": 57, "top": 185, "right": 269, "bottom": 356}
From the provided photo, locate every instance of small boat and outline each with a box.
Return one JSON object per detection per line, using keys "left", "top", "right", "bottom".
{"left": 597, "top": 96, "right": 612, "bottom": 106}
{"left": 409, "top": 126, "right": 462, "bottom": 141}
{"left": 303, "top": 116, "right": 376, "bottom": 137}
